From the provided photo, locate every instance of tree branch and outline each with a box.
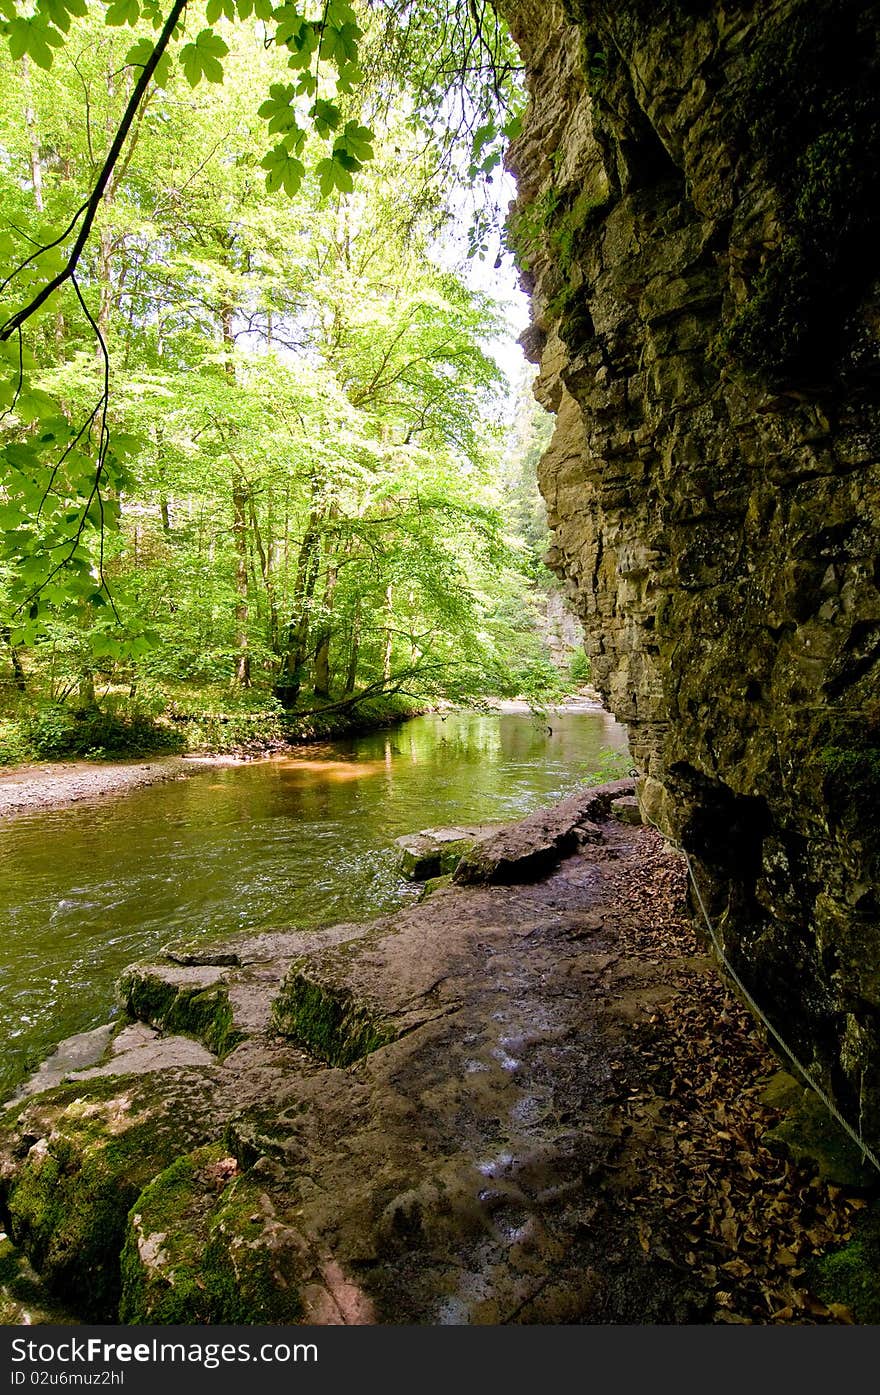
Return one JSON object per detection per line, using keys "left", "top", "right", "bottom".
{"left": 0, "top": 0, "right": 188, "bottom": 342}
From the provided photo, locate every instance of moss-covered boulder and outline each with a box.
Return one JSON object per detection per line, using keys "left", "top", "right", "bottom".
{"left": 395, "top": 829, "right": 489, "bottom": 881}
{"left": 119, "top": 965, "right": 243, "bottom": 1057}
{"left": 0, "top": 1234, "right": 79, "bottom": 1325}
{"left": 419, "top": 873, "right": 454, "bottom": 901}
{"left": 120, "top": 1145, "right": 302, "bottom": 1324}
{"left": 272, "top": 961, "right": 396, "bottom": 1067}
{"left": 764, "top": 1089, "right": 878, "bottom": 1190}
{"left": 0, "top": 1080, "right": 198, "bottom": 1319}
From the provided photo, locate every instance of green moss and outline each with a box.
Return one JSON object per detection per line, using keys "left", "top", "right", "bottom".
{"left": 2, "top": 1106, "right": 183, "bottom": 1318}
{"left": 120, "top": 1149, "right": 301, "bottom": 1325}
{"left": 420, "top": 873, "right": 454, "bottom": 900}
{"left": 0, "top": 1236, "right": 77, "bottom": 1324}
{"left": 764, "top": 1091, "right": 878, "bottom": 1190}
{"left": 120, "top": 969, "right": 243, "bottom": 1057}
{"left": 272, "top": 968, "right": 395, "bottom": 1067}
{"left": 821, "top": 743, "right": 880, "bottom": 808}
{"left": 809, "top": 1209, "right": 880, "bottom": 1323}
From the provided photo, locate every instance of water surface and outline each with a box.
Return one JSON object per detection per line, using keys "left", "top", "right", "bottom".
{"left": 0, "top": 709, "right": 628, "bottom": 1094}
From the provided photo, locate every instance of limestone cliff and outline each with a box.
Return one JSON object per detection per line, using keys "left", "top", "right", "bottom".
{"left": 498, "top": 0, "right": 880, "bottom": 1143}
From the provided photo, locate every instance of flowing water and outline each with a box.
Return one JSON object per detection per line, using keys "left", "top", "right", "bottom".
{"left": 0, "top": 708, "right": 628, "bottom": 1096}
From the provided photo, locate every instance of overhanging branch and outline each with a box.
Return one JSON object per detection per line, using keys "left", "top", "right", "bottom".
{"left": 0, "top": 0, "right": 188, "bottom": 343}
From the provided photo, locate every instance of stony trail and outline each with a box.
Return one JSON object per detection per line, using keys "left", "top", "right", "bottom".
{"left": 0, "top": 783, "right": 871, "bottom": 1324}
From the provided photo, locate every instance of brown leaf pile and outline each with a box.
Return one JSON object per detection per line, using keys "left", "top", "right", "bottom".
{"left": 603, "top": 830, "right": 873, "bottom": 1324}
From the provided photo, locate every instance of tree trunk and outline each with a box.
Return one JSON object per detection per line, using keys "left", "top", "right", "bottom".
{"left": 232, "top": 477, "right": 251, "bottom": 688}
{"left": 312, "top": 558, "right": 338, "bottom": 700}
{"left": 382, "top": 582, "right": 394, "bottom": 682}
{"left": 278, "top": 510, "right": 321, "bottom": 705}
{"left": 22, "top": 57, "right": 44, "bottom": 213}
{"left": 344, "top": 602, "right": 360, "bottom": 695}
{"left": 1, "top": 627, "right": 26, "bottom": 693}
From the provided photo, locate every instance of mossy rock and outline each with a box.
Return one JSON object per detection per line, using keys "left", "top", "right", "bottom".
{"left": 119, "top": 966, "right": 243, "bottom": 1057}
{"left": 764, "top": 1089, "right": 878, "bottom": 1190}
{"left": 758, "top": 1069, "right": 806, "bottom": 1112}
{"left": 419, "top": 873, "right": 454, "bottom": 901}
{"left": 272, "top": 965, "right": 396, "bottom": 1067}
{"left": 397, "top": 836, "right": 477, "bottom": 881}
{"left": 808, "top": 1207, "right": 880, "bottom": 1323}
{"left": 0, "top": 1235, "right": 79, "bottom": 1325}
{"left": 0, "top": 1081, "right": 193, "bottom": 1319}
{"left": 121, "top": 1147, "right": 301, "bottom": 1324}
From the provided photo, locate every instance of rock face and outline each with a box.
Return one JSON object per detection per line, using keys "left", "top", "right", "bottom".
{"left": 497, "top": 0, "right": 880, "bottom": 1147}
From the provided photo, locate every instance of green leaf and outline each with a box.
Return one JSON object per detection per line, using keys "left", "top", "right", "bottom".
{"left": 338, "top": 120, "right": 373, "bottom": 163}
{"left": 312, "top": 99, "right": 341, "bottom": 139}
{"left": 104, "top": 0, "right": 141, "bottom": 27}
{"left": 108, "top": 431, "right": 143, "bottom": 458}
{"left": 318, "top": 17, "right": 360, "bottom": 67}
{"left": 257, "top": 81, "right": 299, "bottom": 134}
{"left": 124, "top": 35, "right": 172, "bottom": 84}
{"left": 260, "top": 143, "right": 305, "bottom": 196}
{"left": 334, "top": 60, "right": 362, "bottom": 94}
{"left": 179, "top": 27, "right": 228, "bottom": 87}
{"left": 36, "top": 0, "right": 88, "bottom": 34}
{"left": 6, "top": 17, "right": 64, "bottom": 68}
{"left": 13, "top": 388, "right": 58, "bottom": 424}
{"left": 316, "top": 155, "right": 354, "bottom": 198}
{"left": 205, "top": 0, "right": 235, "bottom": 22}
{"left": 274, "top": 5, "right": 318, "bottom": 67}
{"left": 503, "top": 113, "right": 523, "bottom": 142}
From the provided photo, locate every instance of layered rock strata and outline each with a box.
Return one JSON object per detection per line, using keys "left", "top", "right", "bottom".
{"left": 499, "top": 0, "right": 880, "bottom": 1146}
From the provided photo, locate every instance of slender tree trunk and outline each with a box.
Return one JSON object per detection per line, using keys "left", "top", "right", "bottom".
{"left": 232, "top": 477, "right": 251, "bottom": 688}
{"left": 1, "top": 627, "right": 26, "bottom": 693}
{"left": 220, "top": 300, "right": 251, "bottom": 688}
{"left": 78, "top": 667, "right": 96, "bottom": 711}
{"left": 312, "top": 557, "right": 338, "bottom": 699}
{"left": 279, "top": 510, "right": 321, "bottom": 704}
{"left": 382, "top": 582, "right": 394, "bottom": 682}
{"left": 249, "top": 492, "right": 278, "bottom": 653}
{"left": 22, "top": 57, "right": 44, "bottom": 213}
{"left": 344, "top": 601, "right": 360, "bottom": 695}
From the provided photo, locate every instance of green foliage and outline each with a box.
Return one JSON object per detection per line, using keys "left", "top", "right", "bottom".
{"left": 7, "top": 702, "right": 185, "bottom": 759}
{"left": 0, "top": 6, "right": 564, "bottom": 734}
{"left": 568, "top": 648, "right": 591, "bottom": 685}
{"left": 179, "top": 26, "right": 228, "bottom": 86}
{"left": 820, "top": 742, "right": 880, "bottom": 808}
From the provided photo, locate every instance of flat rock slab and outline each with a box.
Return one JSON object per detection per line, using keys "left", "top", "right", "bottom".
{"left": 454, "top": 779, "right": 633, "bottom": 884}
{"left": 395, "top": 824, "right": 508, "bottom": 880}
{"left": 610, "top": 794, "right": 643, "bottom": 825}
{"left": 0, "top": 779, "right": 710, "bottom": 1325}
{"left": 11, "top": 1024, "right": 115, "bottom": 1103}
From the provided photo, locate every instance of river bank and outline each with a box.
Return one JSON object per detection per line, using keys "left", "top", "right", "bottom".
{"left": 0, "top": 695, "right": 608, "bottom": 820}
{"left": 1, "top": 780, "right": 874, "bottom": 1325}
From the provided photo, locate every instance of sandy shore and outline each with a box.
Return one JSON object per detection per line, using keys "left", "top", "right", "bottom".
{"left": 0, "top": 755, "right": 223, "bottom": 819}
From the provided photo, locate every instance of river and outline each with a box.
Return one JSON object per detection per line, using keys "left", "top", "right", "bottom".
{"left": 0, "top": 708, "right": 628, "bottom": 1096}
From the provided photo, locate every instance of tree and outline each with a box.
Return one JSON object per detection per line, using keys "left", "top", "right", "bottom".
{"left": 0, "top": 0, "right": 567, "bottom": 722}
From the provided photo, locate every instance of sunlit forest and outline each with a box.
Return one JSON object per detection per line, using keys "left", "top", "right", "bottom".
{"left": 0, "top": 0, "right": 572, "bottom": 760}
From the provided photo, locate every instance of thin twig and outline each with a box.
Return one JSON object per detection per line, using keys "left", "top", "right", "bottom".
{"left": 0, "top": 0, "right": 189, "bottom": 342}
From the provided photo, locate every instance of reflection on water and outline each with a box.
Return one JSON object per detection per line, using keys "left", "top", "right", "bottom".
{"left": 0, "top": 709, "right": 628, "bottom": 1094}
